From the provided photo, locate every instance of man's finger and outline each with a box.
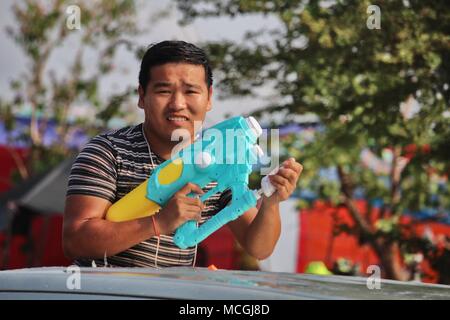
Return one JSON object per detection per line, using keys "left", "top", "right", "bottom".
{"left": 268, "top": 178, "right": 290, "bottom": 199}
{"left": 183, "top": 196, "right": 205, "bottom": 209}
{"left": 269, "top": 174, "right": 290, "bottom": 187}
{"left": 177, "top": 183, "right": 205, "bottom": 196}
{"left": 283, "top": 159, "right": 303, "bottom": 175}
{"left": 185, "top": 208, "right": 203, "bottom": 221}
{"left": 278, "top": 168, "right": 298, "bottom": 184}
{"left": 282, "top": 157, "right": 295, "bottom": 166}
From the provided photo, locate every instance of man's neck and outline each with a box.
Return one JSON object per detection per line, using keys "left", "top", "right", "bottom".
{"left": 143, "top": 124, "right": 192, "bottom": 160}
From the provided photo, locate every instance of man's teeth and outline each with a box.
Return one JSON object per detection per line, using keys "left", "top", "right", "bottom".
{"left": 168, "top": 117, "right": 188, "bottom": 121}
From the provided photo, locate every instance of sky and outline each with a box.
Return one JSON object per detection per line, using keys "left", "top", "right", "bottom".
{"left": 0, "top": 0, "right": 283, "bottom": 128}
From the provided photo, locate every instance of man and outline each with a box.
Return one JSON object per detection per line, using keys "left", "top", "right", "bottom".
{"left": 63, "top": 40, "right": 303, "bottom": 268}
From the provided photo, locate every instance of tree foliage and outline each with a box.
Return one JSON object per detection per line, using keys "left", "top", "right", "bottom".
{"left": 1, "top": 0, "right": 140, "bottom": 177}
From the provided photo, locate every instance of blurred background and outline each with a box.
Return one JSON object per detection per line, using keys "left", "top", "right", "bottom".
{"left": 0, "top": 0, "right": 449, "bottom": 285}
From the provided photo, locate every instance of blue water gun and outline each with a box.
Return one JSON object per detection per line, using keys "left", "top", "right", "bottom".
{"left": 106, "top": 116, "right": 275, "bottom": 249}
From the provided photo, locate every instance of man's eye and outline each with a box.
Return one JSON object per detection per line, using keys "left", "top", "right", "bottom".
{"left": 156, "top": 90, "right": 171, "bottom": 94}
{"left": 186, "top": 90, "right": 199, "bottom": 94}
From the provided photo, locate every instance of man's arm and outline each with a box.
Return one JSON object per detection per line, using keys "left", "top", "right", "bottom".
{"left": 62, "top": 134, "right": 162, "bottom": 260}
{"left": 227, "top": 158, "right": 303, "bottom": 260}
{"left": 63, "top": 195, "right": 156, "bottom": 260}
{"left": 63, "top": 182, "right": 205, "bottom": 260}
{"left": 227, "top": 203, "right": 281, "bottom": 260}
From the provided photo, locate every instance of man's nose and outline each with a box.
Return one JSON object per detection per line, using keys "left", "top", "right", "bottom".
{"left": 168, "top": 91, "right": 187, "bottom": 111}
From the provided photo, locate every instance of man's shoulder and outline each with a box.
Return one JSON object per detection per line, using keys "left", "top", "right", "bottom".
{"left": 96, "top": 123, "right": 143, "bottom": 140}
{"left": 89, "top": 123, "right": 144, "bottom": 148}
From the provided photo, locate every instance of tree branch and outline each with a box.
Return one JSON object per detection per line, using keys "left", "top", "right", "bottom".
{"left": 390, "top": 146, "right": 402, "bottom": 213}
{"left": 337, "top": 165, "right": 374, "bottom": 236}
{"left": 4, "top": 145, "right": 28, "bottom": 180}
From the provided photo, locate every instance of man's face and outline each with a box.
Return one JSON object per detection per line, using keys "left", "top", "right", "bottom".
{"left": 138, "top": 62, "right": 212, "bottom": 143}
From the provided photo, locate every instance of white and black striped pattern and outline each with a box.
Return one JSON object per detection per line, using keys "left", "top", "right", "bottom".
{"left": 67, "top": 123, "right": 231, "bottom": 268}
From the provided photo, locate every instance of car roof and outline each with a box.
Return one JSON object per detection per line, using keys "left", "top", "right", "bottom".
{"left": 0, "top": 267, "right": 449, "bottom": 300}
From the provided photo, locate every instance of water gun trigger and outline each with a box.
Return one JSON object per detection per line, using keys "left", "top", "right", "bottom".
{"left": 186, "top": 181, "right": 223, "bottom": 201}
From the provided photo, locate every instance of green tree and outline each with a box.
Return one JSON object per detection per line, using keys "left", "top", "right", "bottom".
{"left": 176, "top": 0, "right": 450, "bottom": 282}
{"left": 1, "top": 0, "right": 140, "bottom": 178}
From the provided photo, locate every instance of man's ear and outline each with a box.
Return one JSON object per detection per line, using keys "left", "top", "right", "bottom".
{"left": 138, "top": 85, "right": 145, "bottom": 109}
{"left": 206, "top": 86, "right": 213, "bottom": 111}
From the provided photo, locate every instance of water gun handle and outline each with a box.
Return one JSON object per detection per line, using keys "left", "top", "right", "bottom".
{"left": 175, "top": 220, "right": 198, "bottom": 245}
{"left": 174, "top": 185, "right": 258, "bottom": 249}
{"left": 260, "top": 167, "right": 279, "bottom": 197}
{"left": 260, "top": 175, "right": 276, "bottom": 197}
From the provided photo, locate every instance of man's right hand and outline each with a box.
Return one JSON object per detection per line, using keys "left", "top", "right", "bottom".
{"left": 155, "top": 183, "right": 205, "bottom": 235}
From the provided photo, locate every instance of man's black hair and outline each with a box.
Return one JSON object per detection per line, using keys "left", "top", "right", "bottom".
{"left": 138, "top": 40, "right": 213, "bottom": 92}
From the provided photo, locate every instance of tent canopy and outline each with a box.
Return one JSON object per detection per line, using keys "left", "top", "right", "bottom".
{"left": 0, "top": 156, "right": 75, "bottom": 220}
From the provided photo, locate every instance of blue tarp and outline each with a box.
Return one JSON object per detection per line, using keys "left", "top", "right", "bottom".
{"left": 0, "top": 116, "right": 90, "bottom": 149}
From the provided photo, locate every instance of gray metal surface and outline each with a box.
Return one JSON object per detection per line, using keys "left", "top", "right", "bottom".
{"left": 0, "top": 267, "right": 449, "bottom": 300}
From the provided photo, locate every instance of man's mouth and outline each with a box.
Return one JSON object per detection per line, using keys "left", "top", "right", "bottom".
{"left": 167, "top": 116, "right": 189, "bottom": 122}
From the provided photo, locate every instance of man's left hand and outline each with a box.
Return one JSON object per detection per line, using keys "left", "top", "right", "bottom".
{"left": 266, "top": 158, "right": 303, "bottom": 204}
